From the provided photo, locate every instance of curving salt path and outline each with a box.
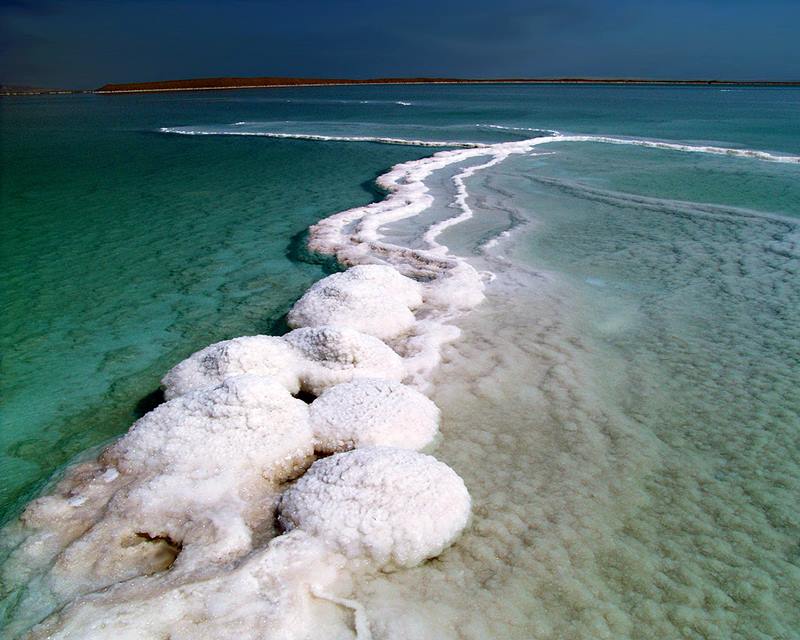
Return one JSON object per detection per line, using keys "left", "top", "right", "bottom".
{"left": 159, "top": 126, "right": 486, "bottom": 148}
{"left": 3, "top": 127, "right": 798, "bottom": 639}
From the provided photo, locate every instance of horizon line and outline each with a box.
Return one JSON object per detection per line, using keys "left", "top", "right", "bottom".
{"left": 3, "top": 76, "right": 800, "bottom": 96}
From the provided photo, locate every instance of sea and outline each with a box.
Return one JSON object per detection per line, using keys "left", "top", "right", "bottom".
{"left": 1, "top": 84, "right": 798, "bottom": 638}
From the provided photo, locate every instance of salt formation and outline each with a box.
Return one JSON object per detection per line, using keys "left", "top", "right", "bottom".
{"left": 109, "top": 374, "right": 312, "bottom": 483}
{"left": 278, "top": 447, "right": 471, "bottom": 569}
{"left": 161, "top": 334, "right": 301, "bottom": 398}
{"left": 23, "top": 531, "right": 349, "bottom": 640}
{"left": 7, "top": 375, "right": 314, "bottom": 609}
{"left": 287, "top": 264, "right": 423, "bottom": 340}
{"left": 162, "top": 324, "right": 405, "bottom": 400}
{"left": 9, "top": 127, "right": 798, "bottom": 638}
{"left": 4, "top": 134, "right": 499, "bottom": 637}
{"left": 310, "top": 378, "right": 439, "bottom": 452}
{"left": 5, "top": 255, "right": 471, "bottom": 637}
{"left": 283, "top": 325, "right": 405, "bottom": 395}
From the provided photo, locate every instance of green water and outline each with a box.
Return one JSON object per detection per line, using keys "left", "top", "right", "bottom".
{"left": 0, "top": 94, "right": 429, "bottom": 519}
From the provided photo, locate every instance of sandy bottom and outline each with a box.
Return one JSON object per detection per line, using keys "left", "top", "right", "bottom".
{"left": 349, "top": 264, "right": 798, "bottom": 640}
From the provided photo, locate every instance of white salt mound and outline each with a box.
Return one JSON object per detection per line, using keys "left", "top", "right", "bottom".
{"left": 12, "top": 375, "right": 314, "bottom": 606}
{"left": 278, "top": 447, "right": 471, "bottom": 569}
{"left": 287, "top": 265, "right": 423, "bottom": 340}
{"left": 310, "top": 378, "right": 439, "bottom": 453}
{"left": 108, "top": 374, "right": 313, "bottom": 483}
{"left": 284, "top": 325, "right": 405, "bottom": 395}
{"left": 161, "top": 335, "right": 301, "bottom": 399}
{"left": 322, "top": 265, "right": 424, "bottom": 307}
{"left": 100, "top": 375, "right": 314, "bottom": 567}
{"left": 162, "top": 325, "right": 405, "bottom": 400}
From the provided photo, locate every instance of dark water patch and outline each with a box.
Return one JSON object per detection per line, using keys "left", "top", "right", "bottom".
{"left": 134, "top": 388, "right": 165, "bottom": 419}
{"left": 359, "top": 169, "right": 391, "bottom": 199}
{"left": 264, "top": 311, "right": 292, "bottom": 336}
{"left": 285, "top": 228, "right": 343, "bottom": 274}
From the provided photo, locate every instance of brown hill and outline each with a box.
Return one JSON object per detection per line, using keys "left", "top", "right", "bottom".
{"left": 95, "top": 76, "right": 800, "bottom": 94}
{"left": 96, "top": 77, "right": 465, "bottom": 93}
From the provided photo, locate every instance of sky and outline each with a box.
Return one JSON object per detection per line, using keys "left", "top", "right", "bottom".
{"left": 1, "top": 0, "right": 798, "bottom": 88}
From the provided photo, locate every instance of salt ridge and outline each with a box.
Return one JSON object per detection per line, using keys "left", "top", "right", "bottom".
{"left": 159, "top": 126, "right": 483, "bottom": 148}
{"left": 161, "top": 125, "right": 800, "bottom": 163}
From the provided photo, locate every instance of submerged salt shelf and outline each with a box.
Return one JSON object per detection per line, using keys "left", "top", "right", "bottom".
{"left": 3, "top": 120, "right": 799, "bottom": 638}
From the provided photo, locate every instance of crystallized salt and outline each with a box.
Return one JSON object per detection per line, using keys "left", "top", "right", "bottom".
{"left": 283, "top": 325, "right": 405, "bottom": 395}
{"left": 107, "top": 374, "right": 313, "bottom": 481}
{"left": 12, "top": 375, "right": 315, "bottom": 607}
{"left": 24, "top": 531, "right": 347, "bottom": 640}
{"left": 310, "top": 378, "right": 439, "bottom": 452}
{"left": 161, "top": 335, "right": 301, "bottom": 399}
{"left": 287, "top": 265, "right": 423, "bottom": 340}
{"left": 162, "top": 325, "right": 406, "bottom": 400}
{"left": 278, "top": 447, "right": 471, "bottom": 569}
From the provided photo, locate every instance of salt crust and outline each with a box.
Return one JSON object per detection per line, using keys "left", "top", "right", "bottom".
{"left": 310, "top": 378, "right": 439, "bottom": 452}
{"left": 287, "top": 264, "right": 423, "bottom": 340}
{"left": 162, "top": 324, "right": 405, "bottom": 400}
{"left": 25, "top": 531, "right": 348, "bottom": 640}
{"left": 7, "top": 132, "right": 515, "bottom": 637}
{"left": 14, "top": 375, "right": 314, "bottom": 604}
{"left": 283, "top": 326, "right": 405, "bottom": 395}
{"left": 8, "top": 130, "right": 798, "bottom": 638}
{"left": 278, "top": 447, "right": 471, "bottom": 569}
{"left": 108, "top": 374, "right": 312, "bottom": 480}
{"left": 161, "top": 334, "right": 300, "bottom": 399}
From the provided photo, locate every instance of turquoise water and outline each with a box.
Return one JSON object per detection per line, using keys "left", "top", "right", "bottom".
{"left": 2, "top": 85, "right": 799, "bottom": 637}
{"left": 0, "top": 93, "right": 431, "bottom": 519}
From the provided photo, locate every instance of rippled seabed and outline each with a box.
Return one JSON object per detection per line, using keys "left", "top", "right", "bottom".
{"left": 402, "top": 149, "right": 800, "bottom": 639}
{"left": 2, "top": 85, "right": 799, "bottom": 638}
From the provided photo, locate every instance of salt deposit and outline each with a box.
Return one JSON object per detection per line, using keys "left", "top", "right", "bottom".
{"left": 163, "top": 324, "right": 407, "bottom": 400}
{"left": 287, "top": 265, "right": 423, "bottom": 340}
{"left": 5, "top": 247, "right": 470, "bottom": 638}
{"left": 310, "top": 378, "right": 439, "bottom": 452}
{"left": 4, "top": 375, "right": 315, "bottom": 618}
{"left": 161, "top": 335, "right": 301, "bottom": 398}
{"left": 24, "top": 531, "right": 349, "bottom": 640}
{"left": 5, "top": 101, "right": 798, "bottom": 639}
{"left": 283, "top": 325, "right": 406, "bottom": 395}
{"left": 278, "top": 447, "right": 471, "bottom": 569}
{"left": 5, "top": 129, "right": 564, "bottom": 640}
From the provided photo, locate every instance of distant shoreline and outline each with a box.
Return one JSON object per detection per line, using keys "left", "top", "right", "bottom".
{"left": 95, "top": 77, "right": 800, "bottom": 94}
{"left": 3, "top": 77, "right": 798, "bottom": 96}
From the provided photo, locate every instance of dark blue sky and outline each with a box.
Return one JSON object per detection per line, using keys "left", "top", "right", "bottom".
{"left": 2, "top": 0, "right": 798, "bottom": 88}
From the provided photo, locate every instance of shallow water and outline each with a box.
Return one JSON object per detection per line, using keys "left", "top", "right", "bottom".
{"left": 354, "top": 147, "right": 799, "bottom": 639}
{"left": 2, "top": 84, "right": 799, "bottom": 638}
{"left": 0, "top": 95, "right": 430, "bottom": 519}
